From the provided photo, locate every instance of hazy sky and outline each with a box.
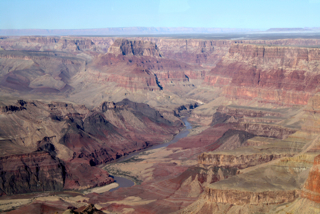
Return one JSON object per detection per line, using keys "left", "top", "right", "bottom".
{"left": 1, "top": 0, "right": 320, "bottom": 29}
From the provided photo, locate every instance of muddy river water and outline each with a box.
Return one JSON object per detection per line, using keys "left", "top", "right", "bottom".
{"left": 109, "top": 117, "right": 192, "bottom": 192}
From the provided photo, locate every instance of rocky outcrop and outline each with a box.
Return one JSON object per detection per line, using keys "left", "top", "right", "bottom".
{"left": 174, "top": 165, "right": 239, "bottom": 186}
{"left": 198, "top": 153, "right": 294, "bottom": 169}
{"left": 203, "top": 188, "right": 299, "bottom": 205}
{"left": 67, "top": 204, "right": 104, "bottom": 214}
{"left": 216, "top": 106, "right": 283, "bottom": 118}
{"left": 108, "top": 39, "right": 162, "bottom": 57}
{"left": 1, "top": 101, "right": 26, "bottom": 113}
{"left": 234, "top": 123, "right": 296, "bottom": 139}
{"left": 173, "top": 102, "right": 200, "bottom": 116}
{"left": 210, "top": 110, "right": 296, "bottom": 139}
{"left": 301, "top": 155, "right": 320, "bottom": 203}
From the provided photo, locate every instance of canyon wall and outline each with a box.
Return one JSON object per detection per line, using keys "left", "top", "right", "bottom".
{"left": 205, "top": 44, "right": 320, "bottom": 105}
{"left": 0, "top": 99, "right": 182, "bottom": 194}
{"left": 1, "top": 36, "right": 320, "bottom": 67}
{"left": 2, "top": 36, "right": 320, "bottom": 101}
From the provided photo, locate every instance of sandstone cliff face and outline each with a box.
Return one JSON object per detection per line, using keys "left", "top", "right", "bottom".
{"left": 204, "top": 44, "right": 320, "bottom": 105}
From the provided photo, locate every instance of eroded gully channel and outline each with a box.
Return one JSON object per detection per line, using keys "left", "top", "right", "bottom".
{"left": 108, "top": 117, "right": 192, "bottom": 192}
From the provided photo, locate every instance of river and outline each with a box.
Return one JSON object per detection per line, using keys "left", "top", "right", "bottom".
{"left": 108, "top": 117, "right": 192, "bottom": 192}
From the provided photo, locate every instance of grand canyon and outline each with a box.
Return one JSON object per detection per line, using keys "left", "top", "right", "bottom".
{"left": 1, "top": 32, "right": 320, "bottom": 214}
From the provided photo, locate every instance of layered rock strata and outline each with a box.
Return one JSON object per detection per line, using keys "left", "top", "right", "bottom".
{"left": 203, "top": 188, "right": 299, "bottom": 205}
{"left": 198, "top": 153, "right": 294, "bottom": 169}
{"left": 205, "top": 44, "right": 320, "bottom": 105}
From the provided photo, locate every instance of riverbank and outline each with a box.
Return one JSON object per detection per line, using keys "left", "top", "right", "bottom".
{"left": 100, "top": 117, "right": 193, "bottom": 191}
{"left": 0, "top": 117, "right": 193, "bottom": 213}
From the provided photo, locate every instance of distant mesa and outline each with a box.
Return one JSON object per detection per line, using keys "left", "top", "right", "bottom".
{"left": 266, "top": 28, "right": 312, "bottom": 32}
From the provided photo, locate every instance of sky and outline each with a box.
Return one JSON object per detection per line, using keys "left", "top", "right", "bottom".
{"left": 1, "top": 0, "right": 320, "bottom": 30}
